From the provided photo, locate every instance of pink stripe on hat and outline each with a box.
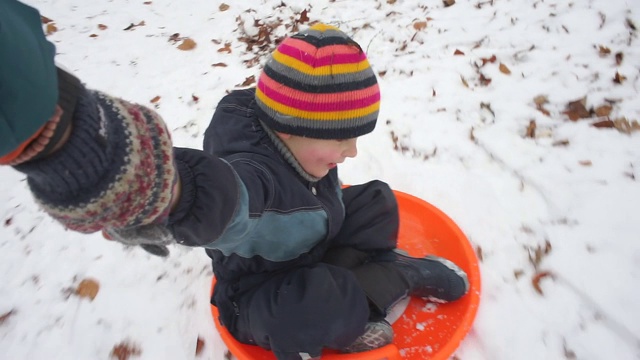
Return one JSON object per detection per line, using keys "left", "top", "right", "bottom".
{"left": 258, "top": 76, "right": 380, "bottom": 112}
{"left": 277, "top": 42, "right": 367, "bottom": 68}
{"left": 259, "top": 74, "right": 381, "bottom": 103}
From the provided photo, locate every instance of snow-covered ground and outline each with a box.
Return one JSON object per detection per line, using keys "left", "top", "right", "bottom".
{"left": 1, "top": 0, "right": 639, "bottom": 359}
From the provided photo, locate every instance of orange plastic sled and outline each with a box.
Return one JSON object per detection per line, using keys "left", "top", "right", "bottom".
{"left": 210, "top": 189, "right": 481, "bottom": 359}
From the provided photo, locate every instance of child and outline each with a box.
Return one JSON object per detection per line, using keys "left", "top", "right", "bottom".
{"left": 1, "top": 4, "right": 468, "bottom": 358}
{"left": 194, "top": 24, "right": 470, "bottom": 359}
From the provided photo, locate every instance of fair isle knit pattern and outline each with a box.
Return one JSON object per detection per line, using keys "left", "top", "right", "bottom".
{"left": 255, "top": 23, "right": 380, "bottom": 139}
{"left": 15, "top": 89, "right": 176, "bottom": 233}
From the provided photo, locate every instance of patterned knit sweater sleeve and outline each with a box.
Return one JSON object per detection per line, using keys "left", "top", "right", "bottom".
{"left": 12, "top": 71, "right": 240, "bottom": 247}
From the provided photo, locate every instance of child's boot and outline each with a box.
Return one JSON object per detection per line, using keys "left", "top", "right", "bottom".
{"left": 341, "top": 320, "right": 394, "bottom": 353}
{"left": 393, "top": 250, "right": 469, "bottom": 302}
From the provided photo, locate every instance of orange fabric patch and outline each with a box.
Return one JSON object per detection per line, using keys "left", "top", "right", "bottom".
{"left": 0, "top": 123, "right": 48, "bottom": 165}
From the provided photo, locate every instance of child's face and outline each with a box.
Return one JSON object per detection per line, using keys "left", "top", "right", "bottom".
{"left": 278, "top": 134, "right": 358, "bottom": 178}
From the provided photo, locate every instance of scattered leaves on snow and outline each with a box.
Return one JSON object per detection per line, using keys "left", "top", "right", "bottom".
{"left": 150, "top": 96, "right": 161, "bottom": 104}
{"left": 123, "top": 21, "right": 145, "bottom": 31}
{"left": 110, "top": 341, "right": 142, "bottom": 360}
{"left": 612, "top": 71, "right": 626, "bottom": 84}
{"left": 532, "top": 271, "right": 554, "bottom": 296}
{"left": 527, "top": 240, "right": 552, "bottom": 270}
{"left": 413, "top": 21, "right": 428, "bottom": 31}
{"left": 525, "top": 120, "right": 536, "bottom": 138}
{"left": 499, "top": 63, "right": 511, "bottom": 75}
{"left": 46, "top": 23, "right": 58, "bottom": 36}
{"left": 75, "top": 278, "right": 100, "bottom": 301}
{"left": 237, "top": 75, "right": 256, "bottom": 87}
{"left": 0, "top": 309, "right": 16, "bottom": 326}
{"left": 443, "top": 0, "right": 456, "bottom": 7}
{"left": 219, "top": 3, "right": 230, "bottom": 12}
{"left": 195, "top": 336, "right": 205, "bottom": 356}
{"left": 212, "top": 62, "right": 228, "bottom": 67}
{"left": 563, "top": 98, "right": 590, "bottom": 121}
{"left": 218, "top": 43, "right": 232, "bottom": 53}
{"left": 177, "top": 38, "right": 197, "bottom": 51}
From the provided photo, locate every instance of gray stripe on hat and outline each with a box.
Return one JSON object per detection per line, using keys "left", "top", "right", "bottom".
{"left": 265, "top": 57, "right": 376, "bottom": 86}
{"left": 299, "top": 28, "right": 351, "bottom": 40}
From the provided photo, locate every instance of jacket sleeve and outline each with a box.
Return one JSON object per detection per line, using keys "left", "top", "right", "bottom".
{"left": 168, "top": 148, "right": 240, "bottom": 247}
{"left": 0, "top": 0, "right": 58, "bottom": 157}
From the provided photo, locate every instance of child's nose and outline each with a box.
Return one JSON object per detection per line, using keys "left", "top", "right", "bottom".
{"left": 342, "top": 138, "right": 358, "bottom": 158}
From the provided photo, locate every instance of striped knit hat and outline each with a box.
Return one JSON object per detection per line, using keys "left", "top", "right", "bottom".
{"left": 255, "top": 23, "right": 380, "bottom": 139}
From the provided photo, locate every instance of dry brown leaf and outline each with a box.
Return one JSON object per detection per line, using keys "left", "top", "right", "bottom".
{"left": 196, "top": 337, "right": 205, "bottom": 355}
{"left": 218, "top": 43, "right": 232, "bottom": 53}
{"left": 615, "top": 52, "right": 624, "bottom": 65}
{"left": 98, "top": 24, "right": 108, "bottom": 30}
{"left": 123, "top": 21, "right": 145, "bottom": 31}
{"left": 413, "top": 21, "right": 427, "bottom": 31}
{"left": 4, "top": 217, "right": 12, "bottom": 227}
{"left": 212, "top": 62, "right": 227, "bottom": 67}
{"left": 593, "top": 104, "right": 612, "bottom": 117}
{"left": 598, "top": 45, "right": 611, "bottom": 56}
{"left": 89, "top": 34, "right": 98, "bottom": 38}
{"left": 460, "top": 76, "right": 469, "bottom": 88}
{"left": 533, "top": 95, "right": 549, "bottom": 106}
{"left": 378, "top": 70, "right": 387, "bottom": 77}
{"left": 298, "top": 9, "right": 310, "bottom": 24}
{"left": 532, "top": 271, "right": 554, "bottom": 295}
{"left": 46, "top": 23, "right": 58, "bottom": 35}
{"left": 192, "top": 94, "right": 200, "bottom": 103}
{"left": 41, "top": 15, "right": 54, "bottom": 24}
{"left": 219, "top": 3, "right": 230, "bottom": 11}
{"left": 563, "top": 98, "right": 590, "bottom": 121}
{"left": 499, "top": 63, "right": 511, "bottom": 75}
{"left": 239, "top": 75, "right": 256, "bottom": 87}
{"left": 177, "top": 38, "right": 197, "bottom": 51}
{"left": 613, "top": 71, "right": 626, "bottom": 84}
{"left": 537, "top": 105, "right": 550, "bottom": 116}
{"left": 0, "top": 309, "right": 15, "bottom": 326}
{"left": 592, "top": 119, "right": 615, "bottom": 128}
{"left": 479, "top": 73, "right": 492, "bottom": 86}
{"left": 552, "top": 139, "right": 570, "bottom": 147}
{"left": 387, "top": 0, "right": 397, "bottom": 3}
{"left": 525, "top": 120, "right": 536, "bottom": 138}
{"left": 143, "top": 1, "right": 152, "bottom": 4}
{"left": 443, "top": 0, "right": 456, "bottom": 7}
{"left": 454, "top": 49, "right": 465, "bottom": 55}
{"left": 75, "top": 278, "right": 99, "bottom": 301}
{"left": 150, "top": 96, "right": 161, "bottom": 103}
{"left": 475, "top": 245, "right": 484, "bottom": 262}
{"left": 579, "top": 160, "right": 593, "bottom": 166}
{"left": 110, "top": 342, "right": 142, "bottom": 360}
{"left": 613, "top": 118, "right": 640, "bottom": 134}
{"left": 480, "top": 54, "right": 497, "bottom": 66}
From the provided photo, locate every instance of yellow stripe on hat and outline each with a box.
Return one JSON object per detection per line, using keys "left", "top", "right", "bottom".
{"left": 308, "top": 23, "right": 340, "bottom": 32}
{"left": 256, "top": 88, "right": 380, "bottom": 121}
{"left": 272, "top": 50, "right": 372, "bottom": 76}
